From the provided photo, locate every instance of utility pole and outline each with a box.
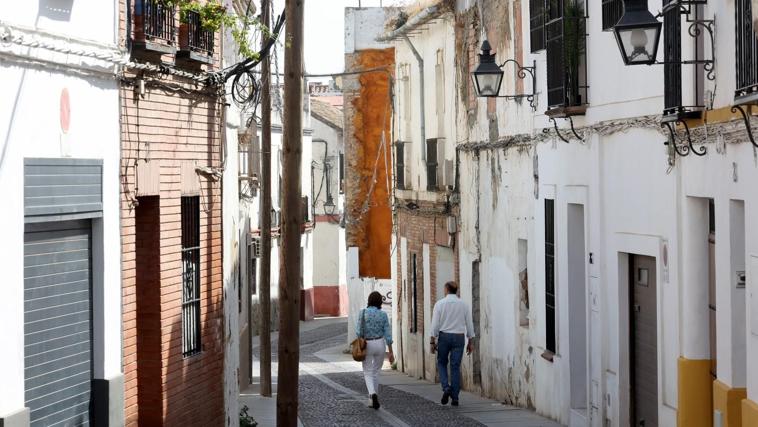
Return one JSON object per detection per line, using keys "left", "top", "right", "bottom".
{"left": 258, "top": 0, "right": 273, "bottom": 398}
{"left": 277, "top": 0, "right": 303, "bottom": 425}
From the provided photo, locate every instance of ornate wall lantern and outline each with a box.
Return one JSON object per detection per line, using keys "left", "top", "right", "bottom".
{"left": 613, "top": 0, "right": 662, "bottom": 65}
{"left": 471, "top": 40, "right": 537, "bottom": 110}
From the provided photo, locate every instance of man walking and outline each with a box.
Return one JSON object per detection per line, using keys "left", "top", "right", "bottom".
{"left": 430, "top": 281, "right": 475, "bottom": 407}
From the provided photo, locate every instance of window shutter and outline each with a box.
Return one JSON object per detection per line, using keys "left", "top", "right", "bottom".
{"left": 530, "top": 0, "right": 546, "bottom": 52}
{"left": 404, "top": 143, "right": 412, "bottom": 190}
{"left": 436, "top": 138, "right": 445, "bottom": 190}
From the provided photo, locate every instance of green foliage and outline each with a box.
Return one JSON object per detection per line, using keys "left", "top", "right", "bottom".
{"left": 156, "top": 0, "right": 266, "bottom": 59}
{"left": 239, "top": 405, "right": 258, "bottom": 427}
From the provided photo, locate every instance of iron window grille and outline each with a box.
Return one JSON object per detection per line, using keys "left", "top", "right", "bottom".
{"left": 411, "top": 253, "right": 418, "bottom": 333}
{"left": 530, "top": 0, "right": 546, "bottom": 52}
{"left": 395, "top": 142, "right": 406, "bottom": 191}
{"left": 544, "top": 199, "right": 556, "bottom": 354}
{"left": 426, "top": 139, "right": 439, "bottom": 191}
{"left": 602, "top": 0, "right": 623, "bottom": 31}
{"left": 545, "top": 0, "right": 588, "bottom": 110}
{"left": 735, "top": 0, "right": 758, "bottom": 101}
{"left": 181, "top": 196, "right": 201, "bottom": 357}
{"left": 248, "top": 244, "right": 257, "bottom": 296}
{"left": 139, "top": 0, "right": 176, "bottom": 43}
{"left": 663, "top": 0, "right": 683, "bottom": 116}
{"left": 183, "top": 10, "right": 214, "bottom": 54}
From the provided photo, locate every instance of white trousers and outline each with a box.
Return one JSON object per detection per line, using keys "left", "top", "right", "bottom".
{"left": 362, "top": 339, "right": 386, "bottom": 396}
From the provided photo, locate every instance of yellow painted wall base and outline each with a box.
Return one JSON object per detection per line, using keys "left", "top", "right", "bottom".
{"left": 743, "top": 398, "right": 758, "bottom": 427}
{"left": 678, "top": 357, "right": 713, "bottom": 427}
{"left": 713, "top": 380, "right": 746, "bottom": 427}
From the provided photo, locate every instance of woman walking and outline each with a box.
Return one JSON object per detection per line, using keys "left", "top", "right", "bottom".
{"left": 355, "top": 291, "right": 394, "bottom": 409}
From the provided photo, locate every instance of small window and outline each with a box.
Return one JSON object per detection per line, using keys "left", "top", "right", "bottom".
{"left": 530, "top": 0, "right": 546, "bottom": 52}
{"left": 544, "top": 199, "right": 556, "bottom": 354}
{"left": 181, "top": 196, "right": 201, "bottom": 357}
{"left": 395, "top": 142, "right": 406, "bottom": 190}
{"left": 248, "top": 243, "right": 257, "bottom": 296}
{"left": 426, "top": 139, "right": 438, "bottom": 191}
{"left": 339, "top": 153, "right": 345, "bottom": 194}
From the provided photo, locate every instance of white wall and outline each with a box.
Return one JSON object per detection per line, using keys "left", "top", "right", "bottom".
{"left": 0, "top": 60, "right": 121, "bottom": 417}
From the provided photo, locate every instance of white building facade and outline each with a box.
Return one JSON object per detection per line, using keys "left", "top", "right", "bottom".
{"left": 0, "top": 1, "right": 124, "bottom": 425}
{"left": 390, "top": 0, "right": 758, "bottom": 425}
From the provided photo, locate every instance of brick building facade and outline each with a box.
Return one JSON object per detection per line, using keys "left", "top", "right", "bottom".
{"left": 119, "top": 1, "right": 226, "bottom": 424}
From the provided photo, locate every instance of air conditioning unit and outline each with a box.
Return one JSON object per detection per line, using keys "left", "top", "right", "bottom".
{"left": 250, "top": 237, "right": 261, "bottom": 258}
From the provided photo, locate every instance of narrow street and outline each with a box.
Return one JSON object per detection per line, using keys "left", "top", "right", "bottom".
{"left": 242, "top": 319, "right": 561, "bottom": 427}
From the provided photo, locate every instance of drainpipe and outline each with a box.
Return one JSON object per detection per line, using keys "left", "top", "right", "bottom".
{"left": 402, "top": 34, "right": 426, "bottom": 162}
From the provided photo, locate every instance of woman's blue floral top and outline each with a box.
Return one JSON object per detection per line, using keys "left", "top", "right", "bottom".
{"left": 355, "top": 306, "right": 392, "bottom": 346}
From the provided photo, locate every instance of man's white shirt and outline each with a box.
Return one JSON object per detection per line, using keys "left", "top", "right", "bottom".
{"left": 431, "top": 294, "right": 475, "bottom": 338}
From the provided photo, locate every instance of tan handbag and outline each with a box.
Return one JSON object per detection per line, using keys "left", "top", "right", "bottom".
{"left": 351, "top": 310, "right": 367, "bottom": 362}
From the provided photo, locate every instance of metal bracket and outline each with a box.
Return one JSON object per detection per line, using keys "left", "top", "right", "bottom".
{"left": 662, "top": 119, "right": 706, "bottom": 157}
{"left": 731, "top": 105, "right": 758, "bottom": 148}
{"left": 543, "top": 116, "right": 584, "bottom": 143}
{"left": 496, "top": 59, "right": 538, "bottom": 110}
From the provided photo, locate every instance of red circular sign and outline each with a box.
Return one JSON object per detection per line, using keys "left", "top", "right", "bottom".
{"left": 60, "top": 88, "right": 70, "bottom": 133}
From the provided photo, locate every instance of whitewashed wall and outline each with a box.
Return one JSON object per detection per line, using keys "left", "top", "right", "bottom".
{"left": 0, "top": 0, "right": 122, "bottom": 419}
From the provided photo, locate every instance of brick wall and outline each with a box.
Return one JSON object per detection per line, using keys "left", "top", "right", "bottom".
{"left": 121, "top": 77, "right": 225, "bottom": 425}
{"left": 119, "top": 0, "right": 225, "bottom": 420}
{"left": 395, "top": 203, "right": 459, "bottom": 345}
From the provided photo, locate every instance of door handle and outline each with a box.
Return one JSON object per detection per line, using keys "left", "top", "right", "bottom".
{"left": 633, "top": 304, "right": 641, "bottom": 313}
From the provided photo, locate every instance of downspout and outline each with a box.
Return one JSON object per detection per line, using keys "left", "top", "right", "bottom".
{"left": 402, "top": 34, "right": 426, "bottom": 162}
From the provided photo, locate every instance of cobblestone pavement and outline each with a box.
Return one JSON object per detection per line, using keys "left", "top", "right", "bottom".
{"left": 295, "top": 321, "right": 483, "bottom": 427}
{"left": 248, "top": 319, "right": 561, "bottom": 427}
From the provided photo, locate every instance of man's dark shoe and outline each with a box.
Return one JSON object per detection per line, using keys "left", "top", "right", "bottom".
{"left": 371, "top": 393, "right": 380, "bottom": 410}
{"left": 441, "top": 390, "right": 451, "bottom": 405}
{"left": 451, "top": 400, "right": 459, "bottom": 407}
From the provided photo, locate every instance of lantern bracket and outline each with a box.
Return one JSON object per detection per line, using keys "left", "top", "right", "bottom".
{"left": 494, "top": 59, "right": 537, "bottom": 110}
{"left": 662, "top": 119, "right": 706, "bottom": 157}
{"left": 731, "top": 105, "right": 758, "bottom": 148}
{"left": 543, "top": 116, "right": 584, "bottom": 144}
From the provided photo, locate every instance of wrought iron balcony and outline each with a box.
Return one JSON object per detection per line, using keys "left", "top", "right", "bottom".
{"left": 133, "top": 0, "right": 176, "bottom": 53}
{"left": 179, "top": 10, "right": 215, "bottom": 64}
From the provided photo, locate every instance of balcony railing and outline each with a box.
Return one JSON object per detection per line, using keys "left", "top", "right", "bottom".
{"left": 183, "top": 11, "right": 214, "bottom": 55}
{"left": 139, "top": 0, "right": 175, "bottom": 44}
{"left": 735, "top": 0, "right": 758, "bottom": 101}
{"left": 545, "top": 0, "right": 587, "bottom": 111}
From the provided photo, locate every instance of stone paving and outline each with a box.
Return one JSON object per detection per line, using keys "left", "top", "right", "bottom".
{"left": 240, "top": 318, "right": 563, "bottom": 427}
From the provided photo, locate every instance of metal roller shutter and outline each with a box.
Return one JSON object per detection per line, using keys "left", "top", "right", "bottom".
{"left": 24, "top": 220, "right": 93, "bottom": 426}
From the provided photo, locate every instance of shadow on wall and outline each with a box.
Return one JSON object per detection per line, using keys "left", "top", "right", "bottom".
{"left": 39, "top": 0, "right": 73, "bottom": 21}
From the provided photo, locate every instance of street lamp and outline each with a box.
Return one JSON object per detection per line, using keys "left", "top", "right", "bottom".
{"left": 470, "top": 40, "right": 537, "bottom": 109}
{"left": 613, "top": 0, "right": 662, "bottom": 65}
{"left": 471, "top": 40, "right": 504, "bottom": 97}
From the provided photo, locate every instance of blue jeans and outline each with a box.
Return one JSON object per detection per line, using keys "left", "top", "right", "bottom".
{"left": 437, "top": 332, "right": 465, "bottom": 401}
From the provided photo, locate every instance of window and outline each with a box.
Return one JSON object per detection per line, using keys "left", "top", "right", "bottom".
{"left": 601, "top": 0, "right": 623, "bottom": 31}
{"left": 735, "top": 0, "right": 758, "bottom": 100}
{"left": 239, "top": 143, "right": 249, "bottom": 177}
{"left": 546, "top": 0, "right": 587, "bottom": 110}
{"left": 663, "top": 0, "right": 682, "bottom": 116}
{"left": 426, "top": 139, "right": 438, "bottom": 191}
{"left": 544, "top": 199, "right": 556, "bottom": 354}
{"left": 339, "top": 153, "right": 345, "bottom": 194}
{"left": 530, "top": 0, "right": 546, "bottom": 52}
{"left": 395, "top": 142, "right": 406, "bottom": 190}
{"left": 411, "top": 253, "right": 418, "bottom": 333}
{"left": 181, "top": 196, "right": 201, "bottom": 357}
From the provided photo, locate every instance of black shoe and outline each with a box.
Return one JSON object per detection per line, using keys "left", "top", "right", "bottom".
{"left": 451, "top": 400, "right": 459, "bottom": 407}
{"left": 371, "top": 393, "right": 380, "bottom": 410}
{"left": 441, "top": 390, "right": 450, "bottom": 405}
